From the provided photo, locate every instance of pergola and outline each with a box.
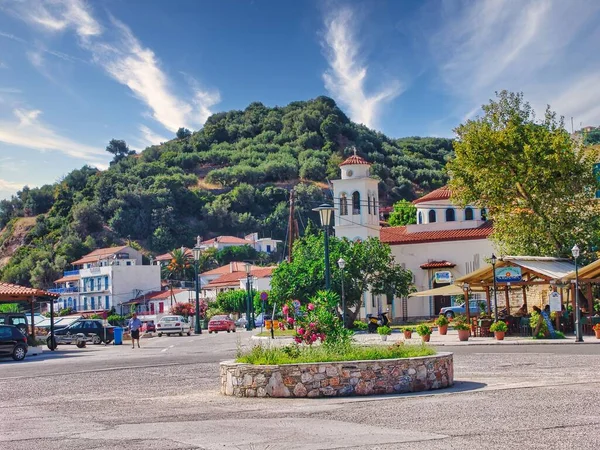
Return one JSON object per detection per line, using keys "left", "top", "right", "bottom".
{"left": 0, "top": 282, "right": 59, "bottom": 344}
{"left": 560, "top": 258, "right": 600, "bottom": 314}
{"left": 455, "top": 257, "right": 576, "bottom": 323}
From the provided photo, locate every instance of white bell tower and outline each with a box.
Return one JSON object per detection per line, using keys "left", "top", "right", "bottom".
{"left": 332, "top": 148, "right": 381, "bottom": 241}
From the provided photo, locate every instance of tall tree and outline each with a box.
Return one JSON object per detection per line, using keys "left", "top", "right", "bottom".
{"left": 106, "top": 139, "right": 135, "bottom": 165}
{"left": 388, "top": 199, "right": 417, "bottom": 226}
{"left": 176, "top": 128, "right": 192, "bottom": 140}
{"left": 448, "top": 91, "right": 600, "bottom": 257}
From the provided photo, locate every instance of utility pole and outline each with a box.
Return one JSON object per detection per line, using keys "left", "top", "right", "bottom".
{"left": 288, "top": 189, "right": 295, "bottom": 262}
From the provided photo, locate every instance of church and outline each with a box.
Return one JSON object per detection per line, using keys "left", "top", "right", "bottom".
{"left": 332, "top": 152, "right": 495, "bottom": 322}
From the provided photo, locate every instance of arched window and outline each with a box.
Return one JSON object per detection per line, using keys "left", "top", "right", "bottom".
{"left": 340, "top": 193, "right": 348, "bottom": 216}
{"left": 352, "top": 191, "right": 361, "bottom": 214}
{"left": 428, "top": 210, "right": 437, "bottom": 223}
{"left": 445, "top": 208, "right": 455, "bottom": 222}
{"left": 417, "top": 211, "right": 423, "bottom": 224}
{"left": 372, "top": 195, "right": 377, "bottom": 216}
{"left": 367, "top": 195, "right": 372, "bottom": 215}
{"left": 465, "top": 207, "right": 474, "bottom": 221}
{"left": 481, "top": 208, "right": 487, "bottom": 221}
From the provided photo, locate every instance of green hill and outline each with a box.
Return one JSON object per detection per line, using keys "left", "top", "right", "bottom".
{"left": 0, "top": 96, "right": 452, "bottom": 288}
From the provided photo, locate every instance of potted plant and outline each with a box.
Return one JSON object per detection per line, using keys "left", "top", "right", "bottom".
{"left": 490, "top": 320, "right": 508, "bottom": 340}
{"left": 377, "top": 325, "right": 392, "bottom": 341}
{"left": 416, "top": 324, "right": 432, "bottom": 342}
{"left": 593, "top": 323, "right": 600, "bottom": 339}
{"left": 454, "top": 315, "right": 470, "bottom": 341}
{"left": 402, "top": 327, "right": 413, "bottom": 340}
{"left": 435, "top": 315, "right": 449, "bottom": 335}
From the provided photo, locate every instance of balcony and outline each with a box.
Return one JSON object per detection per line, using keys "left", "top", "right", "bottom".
{"left": 48, "top": 286, "right": 79, "bottom": 294}
{"left": 63, "top": 270, "right": 80, "bottom": 277}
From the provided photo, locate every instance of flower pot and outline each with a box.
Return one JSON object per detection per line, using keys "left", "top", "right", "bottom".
{"left": 595, "top": 329, "right": 600, "bottom": 339}
{"left": 403, "top": 330, "right": 412, "bottom": 339}
{"left": 380, "top": 335, "right": 388, "bottom": 342}
{"left": 421, "top": 334, "right": 430, "bottom": 343}
{"left": 438, "top": 325, "right": 448, "bottom": 335}
{"left": 494, "top": 331, "right": 505, "bottom": 341}
{"left": 458, "top": 330, "right": 470, "bottom": 341}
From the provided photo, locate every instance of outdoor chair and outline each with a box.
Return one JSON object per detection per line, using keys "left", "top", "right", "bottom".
{"left": 519, "top": 317, "right": 532, "bottom": 337}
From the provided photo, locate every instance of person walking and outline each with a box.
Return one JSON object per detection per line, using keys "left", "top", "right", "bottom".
{"left": 128, "top": 313, "right": 142, "bottom": 349}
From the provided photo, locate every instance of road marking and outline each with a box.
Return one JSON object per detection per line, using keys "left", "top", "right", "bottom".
{"left": 161, "top": 344, "right": 175, "bottom": 353}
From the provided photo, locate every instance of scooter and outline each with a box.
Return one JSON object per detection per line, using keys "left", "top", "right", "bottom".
{"left": 367, "top": 311, "right": 389, "bottom": 333}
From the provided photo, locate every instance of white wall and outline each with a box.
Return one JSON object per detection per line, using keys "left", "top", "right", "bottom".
{"left": 111, "top": 265, "right": 162, "bottom": 313}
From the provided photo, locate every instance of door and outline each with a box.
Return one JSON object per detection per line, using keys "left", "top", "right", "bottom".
{"left": 0, "top": 325, "right": 13, "bottom": 355}
{"left": 433, "top": 282, "right": 451, "bottom": 315}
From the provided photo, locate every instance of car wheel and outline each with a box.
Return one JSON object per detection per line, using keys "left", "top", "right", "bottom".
{"left": 445, "top": 311, "right": 455, "bottom": 319}
{"left": 227, "top": 329, "right": 231, "bottom": 333}
{"left": 158, "top": 333, "right": 162, "bottom": 337}
{"left": 232, "top": 328, "right": 236, "bottom": 333}
{"left": 13, "top": 344, "right": 27, "bottom": 361}
{"left": 187, "top": 331, "right": 191, "bottom": 336}
{"left": 47, "top": 337, "right": 57, "bottom": 350}
{"left": 92, "top": 335, "right": 102, "bottom": 345}
{"left": 179, "top": 332, "right": 183, "bottom": 337}
{"left": 76, "top": 341, "right": 86, "bottom": 348}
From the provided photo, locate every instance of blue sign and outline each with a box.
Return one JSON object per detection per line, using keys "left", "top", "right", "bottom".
{"left": 541, "top": 311, "right": 557, "bottom": 338}
{"left": 434, "top": 271, "right": 452, "bottom": 284}
{"left": 594, "top": 163, "right": 600, "bottom": 199}
{"left": 495, "top": 266, "right": 522, "bottom": 283}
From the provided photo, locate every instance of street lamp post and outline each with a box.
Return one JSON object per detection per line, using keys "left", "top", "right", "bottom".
{"left": 312, "top": 204, "right": 335, "bottom": 290}
{"left": 245, "top": 263, "right": 253, "bottom": 331}
{"left": 338, "top": 257, "right": 346, "bottom": 328}
{"left": 572, "top": 245, "right": 583, "bottom": 343}
{"left": 491, "top": 253, "right": 498, "bottom": 322}
{"left": 192, "top": 236, "right": 203, "bottom": 335}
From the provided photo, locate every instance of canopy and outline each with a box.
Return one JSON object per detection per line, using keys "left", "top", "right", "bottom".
{"left": 409, "top": 284, "right": 469, "bottom": 298}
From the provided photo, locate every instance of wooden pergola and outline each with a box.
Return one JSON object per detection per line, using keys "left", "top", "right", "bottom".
{"left": 560, "top": 258, "right": 600, "bottom": 314}
{"left": 0, "top": 282, "right": 59, "bottom": 345}
{"left": 455, "top": 257, "right": 576, "bottom": 323}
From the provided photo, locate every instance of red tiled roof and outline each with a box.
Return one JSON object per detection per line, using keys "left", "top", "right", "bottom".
{"left": 155, "top": 248, "right": 192, "bottom": 262}
{"left": 204, "top": 267, "right": 275, "bottom": 288}
{"left": 340, "top": 154, "right": 370, "bottom": 166}
{"left": 381, "top": 222, "right": 493, "bottom": 245}
{"left": 413, "top": 186, "right": 451, "bottom": 205}
{"left": 201, "top": 262, "right": 260, "bottom": 276}
{"left": 420, "top": 261, "right": 456, "bottom": 269}
{"left": 123, "top": 289, "right": 189, "bottom": 305}
{"left": 72, "top": 245, "right": 129, "bottom": 265}
{"left": 0, "top": 282, "right": 59, "bottom": 299}
{"left": 54, "top": 274, "right": 80, "bottom": 284}
{"left": 201, "top": 236, "right": 249, "bottom": 246}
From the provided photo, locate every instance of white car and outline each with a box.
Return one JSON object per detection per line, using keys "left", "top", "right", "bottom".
{"left": 156, "top": 315, "right": 192, "bottom": 337}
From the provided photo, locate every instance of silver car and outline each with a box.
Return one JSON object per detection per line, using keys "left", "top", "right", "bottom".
{"left": 156, "top": 315, "right": 192, "bottom": 337}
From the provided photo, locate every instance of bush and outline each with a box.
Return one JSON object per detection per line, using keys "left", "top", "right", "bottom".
{"left": 416, "top": 324, "right": 432, "bottom": 336}
{"left": 490, "top": 320, "right": 508, "bottom": 332}
{"left": 453, "top": 315, "right": 470, "bottom": 331}
{"left": 377, "top": 325, "right": 392, "bottom": 335}
{"left": 435, "top": 315, "right": 449, "bottom": 326}
{"left": 353, "top": 321, "right": 367, "bottom": 331}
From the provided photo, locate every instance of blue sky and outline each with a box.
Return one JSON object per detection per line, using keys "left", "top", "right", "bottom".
{"left": 1, "top": 0, "right": 600, "bottom": 199}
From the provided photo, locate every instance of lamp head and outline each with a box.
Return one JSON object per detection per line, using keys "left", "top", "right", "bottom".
{"left": 490, "top": 253, "right": 497, "bottom": 265}
{"left": 337, "top": 258, "right": 346, "bottom": 269}
{"left": 571, "top": 244, "right": 580, "bottom": 258}
{"left": 312, "top": 204, "right": 334, "bottom": 227}
{"left": 245, "top": 262, "right": 251, "bottom": 275}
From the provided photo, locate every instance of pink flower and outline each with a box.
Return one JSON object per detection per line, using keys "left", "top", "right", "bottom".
{"left": 309, "top": 322, "right": 316, "bottom": 328}
{"left": 297, "top": 327, "right": 305, "bottom": 335}
{"left": 282, "top": 305, "right": 289, "bottom": 315}
{"left": 293, "top": 337, "right": 302, "bottom": 344}
{"left": 287, "top": 317, "right": 295, "bottom": 325}
{"left": 307, "top": 303, "right": 315, "bottom": 311}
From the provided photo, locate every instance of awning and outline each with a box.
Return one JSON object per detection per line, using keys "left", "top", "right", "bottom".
{"left": 408, "top": 284, "right": 467, "bottom": 298}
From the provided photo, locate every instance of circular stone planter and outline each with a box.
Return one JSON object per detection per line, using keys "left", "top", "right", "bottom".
{"left": 220, "top": 352, "right": 453, "bottom": 398}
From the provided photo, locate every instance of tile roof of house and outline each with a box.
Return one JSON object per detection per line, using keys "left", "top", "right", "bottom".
{"left": 123, "top": 289, "right": 189, "bottom": 305}
{"left": 200, "top": 262, "right": 260, "bottom": 276}
{"left": 53, "top": 274, "right": 80, "bottom": 284}
{"left": 72, "top": 245, "right": 129, "bottom": 265}
{"left": 201, "top": 236, "right": 249, "bottom": 246}
{"left": 339, "top": 154, "right": 370, "bottom": 166}
{"left": 412, "top": 186, "right": 452, "bottom": 204}
{"left": 155, "top": 248, "right": 192, "bottom": 262}
{"left": 0, "top": 282, "right": 59, "bottom": 299}
{"left": 381, "top": 222, "right": 493, "bottom": 245}
{"left": 204, "top": 267, "right": 275, "bottom": 288}
{"left": 420, "top": 261, "right": 456, "bottom": 269}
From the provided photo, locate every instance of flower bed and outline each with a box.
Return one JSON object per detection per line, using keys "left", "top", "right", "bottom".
{"left": 221, "top": 350, "right": 453, "bottom": 398}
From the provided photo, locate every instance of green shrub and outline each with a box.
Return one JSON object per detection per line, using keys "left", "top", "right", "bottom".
{"left": 353, "top": 321, "right": 367, "bottom": 331}
{"left": 490, "top": 320, "right": 508, "bottom": 332}
{"left": 435, "top": 315, "right": 449, "bottom": 326}
{"left": 377, "top": 325, "right": 392, "bottom": 335}
{"left": 416, "top": 324, "right": 432, "bottom": 336}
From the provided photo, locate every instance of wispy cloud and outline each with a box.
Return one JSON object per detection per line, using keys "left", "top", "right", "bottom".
{"left": 428, "top": 0, "right": 600, "bottom": 127}
{"left": 0, "top": 178, "right": 31, "bottom": 194}
{"left": 139, "top": 125, "right": 170, "bottom": 147}
{"left": 5, "top": 0, "right": 220, "bottom": 132}
{"left": 0, "top": 108, "right": 106, "bottom": 166}
{"left": 321, "top": 6, "right": 402, "bottom": 129}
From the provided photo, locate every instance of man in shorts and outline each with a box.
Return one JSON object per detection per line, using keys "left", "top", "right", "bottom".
{"left": 128, "top": 313, "right": 142, "bottom": 349}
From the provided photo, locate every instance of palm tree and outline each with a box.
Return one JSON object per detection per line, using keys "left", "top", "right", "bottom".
{"left": 162, "top": 248, "right": 193, "bottom": 307}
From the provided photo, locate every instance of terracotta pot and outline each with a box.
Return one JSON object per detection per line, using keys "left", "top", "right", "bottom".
{"left": 403, "top": 330, "right": 412, "bottom": 339}
{"left": 594, "top": 329, "right": 600, "bottom": 339}
{"left": 421, "top": 334, "right": 430, "bottom": 342}
{"left": 495, "top": 331, "right": 505, "bottom": 341}
{"left": 458, "top": 329, "right": 470, "bottom": 341}
{"left": 438, "top": 324, "right": 448, "bottom": 335}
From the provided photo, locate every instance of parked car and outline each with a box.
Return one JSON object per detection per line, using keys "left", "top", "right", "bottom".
{"left": 143, "top": 320, "right": 156, "bottom": 332}
{"left": 156, "top": 315, "right": 192, "bottom": 336}
{"left": 47, "top": 319, "right": 114, "bottom": 349}
{"left": 440, "top": 300, "right": 488, "bottom": 318}
{"left": 208, "top": 315, "right": 236, "bottom": 333}
{"left": 0, "top": 313, "right": 29, "bottom": 335}
{"left": 235, "top": 316, "right": 248, "bottom": 328}
{"left": 0, "top": 324, "right": 28, "bottom": 361}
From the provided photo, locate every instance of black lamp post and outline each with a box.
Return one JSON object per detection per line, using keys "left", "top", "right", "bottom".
{"left": 192, "top": 236, "right": 202, "bottom": 335}
{"left": 313, "top": 204, "right": 334, "bottom": 289}
{"left": 338, "top": 257, "right": 346, "bottom": 328}
{"left": 245, "top": 263, "right": 253, "bottom": 331}
{"left": 491, "top": 253, "right": 498, "bottom": 322}
{"left": 572, "top": 244, "right": 583, "bottom": 343}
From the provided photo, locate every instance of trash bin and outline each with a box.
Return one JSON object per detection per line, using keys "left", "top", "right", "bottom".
{"left": 265, "top": 320, "right": 272, "bottom": 330}
{"left": 113, "top": 327, "right": 123, "bottom": 345}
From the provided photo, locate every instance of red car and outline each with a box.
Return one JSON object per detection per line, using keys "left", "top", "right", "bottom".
{"left": 208, "top": 315, "right": 236, "bottom": 333}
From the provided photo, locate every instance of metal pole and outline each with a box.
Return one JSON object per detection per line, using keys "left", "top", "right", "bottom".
{"left": 246, "top": 277, "right": 252, "bottom": 331}
{"left": 575, "top": 257, "right": 583, "bottom": 342}
{"left": 492, "top": 262, "right": 498, "bottom": 322}
{"left": 341, "top": 267, "right": 346, "bottom": 328}
{"left": 194, "top": 260, "right": 201, "bottom": 335}
{"left": 324, "top": 226, "right": 331, "bottom": 290}
{"left": 49, "top": 296, "right": 55, "bottom": 351}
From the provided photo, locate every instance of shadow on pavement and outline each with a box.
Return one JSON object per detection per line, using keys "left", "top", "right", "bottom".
{"left": 0, "top": 350, "right": 90, "bottom": 364}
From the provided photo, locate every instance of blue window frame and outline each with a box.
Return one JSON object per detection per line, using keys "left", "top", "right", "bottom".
{"left": 91, "top": 297, "right": 95, "bottom": 310}
{"left": 105, "top": 296, "right": 110, "bottom": 309}
{"left": 83, "top": 298, "right": 88, "bottom": 310}
{"left": 104, "top": 276, "right": 109, "bottom": 290}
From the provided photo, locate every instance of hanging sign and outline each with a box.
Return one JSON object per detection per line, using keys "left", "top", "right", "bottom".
{"left": 549, "top": 291, "right": 561, "bottom": 312}
{"left": 434, "top": 271, "right": 452, "bottom": 284}
{"left": 495, "top": 266, "right": 522, "bottom": 283}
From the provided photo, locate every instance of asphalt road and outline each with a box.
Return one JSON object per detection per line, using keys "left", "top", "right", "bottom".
{"left": 1, "top": 332, "right": 599, "bottom": 449}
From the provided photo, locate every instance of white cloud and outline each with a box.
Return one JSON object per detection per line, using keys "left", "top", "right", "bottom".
{"left": 0, "top": 178, "right": 30, "bottom": 192}
{"left": 139, "top": 125, "right": 170, "bottom": 147}
{"left": 428, "top": 0, "right": 600, "bottom": 128}
{"left": 0, "top": 108, "right": 107, "bottom": 166}
{"left": 321, "top": 6, "right": 402, "bottom": 128}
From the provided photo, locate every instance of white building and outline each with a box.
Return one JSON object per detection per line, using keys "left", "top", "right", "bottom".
{"left": 197, "top": 234, "right": 281, "bottom": 254}
{"left": 201, "top": 267, "right": 275, "bottom": 301}
{"left": 332, "top": 154, "right": 496, "bottom": 322}
{"left": 52, "top": 245, "right": 161, "bottom": 314}
{"left": 123, "top": 288, "right": 192, "bottom": 317}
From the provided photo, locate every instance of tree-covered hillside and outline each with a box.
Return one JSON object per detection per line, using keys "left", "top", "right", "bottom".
{"left": 0, "top": 96, "right": 452, "bottom": 288}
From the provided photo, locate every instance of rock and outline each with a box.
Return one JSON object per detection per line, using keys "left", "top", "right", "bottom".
{"left": 293, "top": 383, "right": 308, "bottom": 397}
{"left": 255, "top": 374, "right": 267, "bottom": 386}
{"left": 407, "top": 367, "right": 416, "bottom": 375}
{"left": 301, "top": 372, "right": 313, "bottom": 383}
{"left": 416, "top": 365, "right": 427, "bottom": 381}
{"left": 246, "top": 389, "right": 256, "bottom": 397}
{"left": 338, "top": 385, "right": 354, "bottom": 396}
{"left": 325, "top": 366, "right": 338, "bottom": 377}
{"left": 329, "top": 377, "right": 340, "bottom": 387}
{"left": 307, "top": 389, "right": 320, "bottom": 398}
{"left": 349, "top": 377, "right": 359, "bottom": 386}
{"left": 242, "top": 374, "right": 253, "bottom": 386}
{"left": 321, "top": 386, "right": 337, "bottom": 396}
{"left": 266, "top": 371, "right": 290, "bottom": 397}
{"left": 313, "top": 373, "right": 325, "bottom": 381}
{"left": 226, "top": 371, "right": 234, "bottom": 396}
{"left": 355, "top": 381, "right": 373, "bottom": 395}
{"left": 257, "top": 387, "right": 267, "bottom": 397}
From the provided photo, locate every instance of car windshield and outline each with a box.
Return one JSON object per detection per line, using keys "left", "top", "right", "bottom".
{"left": 212, "top": 315, "right": 228, "bottom": 321}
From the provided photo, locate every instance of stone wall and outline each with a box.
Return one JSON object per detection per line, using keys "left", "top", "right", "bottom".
{"left": 220, "top": 353, "right": 453, "bottom": 398}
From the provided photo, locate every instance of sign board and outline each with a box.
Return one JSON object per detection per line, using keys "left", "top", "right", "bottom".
{"left": 260, "top": 292, "right": 268, "bottom": 301}
{"left": 541, "top": 311, "right": 557, "bottom": 338}
{"left": 549, "top": 291, "right": 561, "bottom": 312}
{"left": 434, "top": 271, "right": 452, "bottom": 284}
{"left": 594, "top": 163, "right": 600, "bottom": 199}
{"left": 495, "top": 266, "right": 522, "bottom": 283}
{"left": 292, "top": 299, "right": 301, "bottom": 311}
